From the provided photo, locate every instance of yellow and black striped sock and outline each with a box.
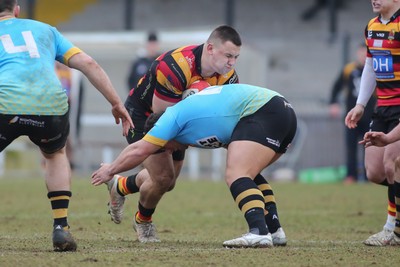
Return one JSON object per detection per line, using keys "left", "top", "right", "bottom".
{"left": 230, "top": 177, "right": 268, "bottom": 235}
{"left": 135, "top": 202, "right": 155, "bottom": 223}
{"left": 388, "top": 200, "right": 396, "bottom": 220}
{"left": 47, "top": 191, "right": 71, "bottom": 230}
{"left": 118, "top": 173, "right": 140, "bottom": 195}
{"left": 254, "top": 174, "right": 281, "bottom": 233}
{"left": 116, "top": 176, "right": 130, "bottom": 196}
{"left": 394, "top": 182, "right": 400, "bottom": 238}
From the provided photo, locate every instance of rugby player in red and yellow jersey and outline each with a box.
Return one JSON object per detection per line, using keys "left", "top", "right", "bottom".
{"left": 345, "top": 0, "right": 400, "bottom": 246}
{"left": 104, "top": 25, "right": 287, "bottom": 246}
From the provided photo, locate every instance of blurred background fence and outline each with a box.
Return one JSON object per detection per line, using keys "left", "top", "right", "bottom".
{"left": 0, "top": 0, "right": 373, "bottom": 181}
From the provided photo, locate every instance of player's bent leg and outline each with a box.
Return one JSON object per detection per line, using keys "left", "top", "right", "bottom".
{"left": 139, "top": 152, "right": 176, "bottom": 207}
{"left": 42, "top": 148, "right": 71, "bottom": 191}
{"left": 223, "top": 177, "right": 273, "bottom": 248}
{"left": 364, "top": 146, "right": 385, "bottom": 184}
{"left": 225, "top": 141, "right": 277, "bottom": 186}
{"left": 132, "top": 152, "right": 176, "bottom": 242}
{"left": 254, "top": 173, "right": 287, "bottom": 246}
{"left": 42, "top": 148, "right": 77, "bottom": 251}
{"left": 362, "top": 145, "right": 396, "bottom": 246}
{"left": 224, "top": 142, "right": 277, "bottom": 248}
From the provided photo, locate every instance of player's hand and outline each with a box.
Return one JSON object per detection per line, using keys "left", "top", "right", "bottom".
{"left": 345, "top": 104, "right": 364, "bottom": 129}
{"left": 91, "top": 163, "right": 113, "bottom": 186}
{"left": 111, "top": 103, "right": 134, "bottom": 136}
{"left": 359, "top": 131, "right": 388, "bottom": 147}
{"left": 329, "top": 103, "right": 341, "bottom": 119}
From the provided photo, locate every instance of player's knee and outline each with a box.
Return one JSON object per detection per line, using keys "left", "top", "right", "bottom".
{"left": 167, "top": 181, "right": 176, "bottom": 192}
{"left": 383, "top": 162, "right": 395, "bottom": 183}
{"left": 365, "top": 168, "right": 384, "bottom": 183}
{"left": 152, "top": 173, "right": 175, "bottom": 192}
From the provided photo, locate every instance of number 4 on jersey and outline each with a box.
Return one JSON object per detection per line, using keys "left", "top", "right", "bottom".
{"left": 1, "top": 31, "right": 40, "bottom": 58}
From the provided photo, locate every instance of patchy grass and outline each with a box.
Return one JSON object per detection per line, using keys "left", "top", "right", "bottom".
{"left": 0, "top": 176, "right": 397, "bottom": 267}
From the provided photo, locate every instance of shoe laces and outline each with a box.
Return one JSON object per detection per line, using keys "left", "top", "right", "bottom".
{"left": 141, "top": 222, "right": 156, "bottom": 237}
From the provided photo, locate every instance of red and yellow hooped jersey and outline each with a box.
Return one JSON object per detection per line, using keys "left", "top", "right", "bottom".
{"left": 365, "top": 9, "right": 400, "bottom": 106}
{"left": 129, "top": 44, "right": 239, "bottom": 112}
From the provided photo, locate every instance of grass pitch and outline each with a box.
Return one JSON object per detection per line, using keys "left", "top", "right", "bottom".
{"left": 0, "top": 176, "right": 398, "bottom": 267}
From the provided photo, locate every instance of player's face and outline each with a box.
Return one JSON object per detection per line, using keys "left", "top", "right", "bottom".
{"left": 371, "top": 0, "right": 396, "bottom": 15}
{"left": 210, "top": 41, "right": 240, "bottom": 75}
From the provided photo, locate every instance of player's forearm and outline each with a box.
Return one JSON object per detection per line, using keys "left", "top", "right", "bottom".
{"left": 356, "top": 58, "right": 376, "bottom": 107}
{"left": 107, "top": 145, "right": 147, "bottom": 175}
{"left": 107, "top": 140, "right": 159, "bottom": 175}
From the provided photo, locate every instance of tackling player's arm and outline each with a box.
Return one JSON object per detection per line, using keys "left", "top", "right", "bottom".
{"left": 91, "top": 139, "right": 162, "bottom": 186}
{"left": 91, "top": 111, "right": 187, "bottom": 185}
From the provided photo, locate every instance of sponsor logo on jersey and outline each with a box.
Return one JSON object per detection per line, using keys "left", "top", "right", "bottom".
{"left": 197, "top": 135, "right": 225, "bottom": 148}
{"left": 388, "top": 29, "right": 395, "bottom": 42}
{"left": 370, "top": 49, "right": 394, "bottom": 79}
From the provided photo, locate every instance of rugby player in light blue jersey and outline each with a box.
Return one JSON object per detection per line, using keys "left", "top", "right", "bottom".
{"left": 0, "top": 0, "right": 133, "bottom": 252}
{"left": 92, "top": 83, "right": 297, "bottom": 248}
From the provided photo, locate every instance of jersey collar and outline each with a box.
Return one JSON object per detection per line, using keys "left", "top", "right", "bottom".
{"left": 379, "top": 8, "right": 400, "bottom": 23}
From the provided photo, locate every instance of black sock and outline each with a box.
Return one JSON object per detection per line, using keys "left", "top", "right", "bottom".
{"left": 394, "top": 182, "right": 400, "bottom": 238}
{"left": 230, "top": 177, "right": 269, "bottom": 235}
{"left": 125, "top": 173, "right": 140, "bottom": 193}
{"left": 254, "top": 174, "right": 281, "bottom": 233}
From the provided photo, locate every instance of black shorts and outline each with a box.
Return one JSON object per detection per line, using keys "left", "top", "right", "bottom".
{"left": 0, "top": 111, "right": 69, "bottom": 154}
{"left": 125, "top": 97, "right": 185, "bottom": 161}
{"left": 231, "top": 96, "right": 297, "bottom": 153}
{"left": 370, "top": 106, "right": 400, "bottom": 133}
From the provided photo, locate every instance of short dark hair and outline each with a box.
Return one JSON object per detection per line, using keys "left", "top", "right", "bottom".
{"left": 0, "top": 0, "right": 16, "bottom": 13}
{"left": 144, "top": 112, "right": 164, "bottom": 133}
{"left": 148, "top": 32, "right": 158, "bottom": 42}
{"left": 207, "top": 25, "right": 242, "bottom": 46}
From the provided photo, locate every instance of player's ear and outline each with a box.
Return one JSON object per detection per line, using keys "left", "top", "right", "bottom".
{"left": 206, "top": 42, "right": 214, "bottom": 55}
{"left": 14, "top": 5, "right": 20, "bottom": 17}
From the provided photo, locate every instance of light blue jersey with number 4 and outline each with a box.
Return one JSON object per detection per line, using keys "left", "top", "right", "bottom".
{"left": 144, "top": 84, "right": 282, "bottom": 148}
{"left": 0, "top": 18, "right": 81, "bottom": 115}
